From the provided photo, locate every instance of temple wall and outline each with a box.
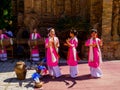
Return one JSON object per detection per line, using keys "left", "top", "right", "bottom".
{"left": 101, "top": 0, "right": 120, "bottom": 60}
{"left": 102, "top": 41, "right": 120, "bottom": 60}
{"left": 12, "top": 0, "right": 120, "bottom": 60}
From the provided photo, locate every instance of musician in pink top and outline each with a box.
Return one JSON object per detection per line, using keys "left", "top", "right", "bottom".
{"left": 85, "top": 29, "right": 103, "bottom": 78}
{"left": 0, "top": 29, "right": 9, "bottom": 61}
{"left": 30, "top": 28, "right": 41, "bottom": 62}
{"left": 64, "top": 29, "right": 79, "bottom": 78}
{"left": 45, "top": 28, "right": 61, "bottom": 78}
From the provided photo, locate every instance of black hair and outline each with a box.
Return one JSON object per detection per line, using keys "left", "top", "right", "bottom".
{"left": 90, "top": 29, "right": 97, "bottom": 34}
{"left": 47, "top": 27, "right": 54, "bottom": 33}
{"left": 47, "top": 27, "right": 53, "bottom": 31}
{"left": 70, "top": 29, "right": 78, "bottom": 36}
{"left": 33, "top": 27, "right": 37, "bottom": 30}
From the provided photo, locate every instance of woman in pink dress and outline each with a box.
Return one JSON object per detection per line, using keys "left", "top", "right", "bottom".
{"left": 45, "top": 28, "right": 61, "bottom": 78}
{"left": 64, "top": 29, "right": 79, "bottom": 78}
{"left": 85, "top": 29, "right": 103, "bottom": 78}
{"left": 30, "top": 28, "right": 41, "bottom": 62}
{"left": 0, "top": 29, "right": 9, "bottom": 61}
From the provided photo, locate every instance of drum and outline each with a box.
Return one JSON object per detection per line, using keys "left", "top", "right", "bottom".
{"left": 37, "top": 38, "right": 45, "bottom": 45}
{"left": 28, "top": 40, "right": 38, "bottom": 47}
{"left": 28, "top": 38, "right": 45, "bottom": 48}
{"left": 0, "top": 38, "right": 13, "bottom": 47}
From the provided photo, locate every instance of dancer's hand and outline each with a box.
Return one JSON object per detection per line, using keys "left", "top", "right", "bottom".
{"left": 89, "top": 44, "right": 97, "bottom": 47}
{"left": 93, "top": 43, "right": 97, "bottom": 47}
{"left": 89, "top": 44, "right": 93, "bottom": 47}
{"left": 64, "top": 43, "right": 68, "bottom": 46}
{"left": 56, "top": 42, "right": 59, "bottom": 47}
{"left": 66, "top": 38, "right": 70, "bottom": 43}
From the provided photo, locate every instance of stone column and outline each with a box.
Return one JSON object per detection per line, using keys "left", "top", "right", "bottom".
{"left": 76, "top": 0, "right": 80, "bottom": 15}
{"left": 112, "top": 0, "right": 120, "bottom": 41}
{"left": 17, "top": 0, "right": 24, "bottom": 27}
{"left": 64, "top": 0, "right": 71, "bottom": 15}
{"left": 34, "top": 0, "right": 42, "bottom": 14}
{"left": 17, "top": 0, "right": 24, "bottom": 12}
{"left": 80, "top": 0, "right": 90, "bottom": 20}
{"left": 102, "top": 0, "right": 113, "bottom": 41}
{"left": 24, "top": 0, "right": 33, "bottom": 13}
{"left": 18, "top": 12, "right": 24, "bottom": 26}
{"left": 53, "top": 0, "right": 57, "bottom": 16}
{"left": 90, "top": 0, "right": 103, "bottom": 35}
{"left": 119, "top": 0, "right": 120, "bottom": 36}
{"left": 90, "top": 0, "right": 103, "bottom": 25}
{"left": 71, "top": 0, "right": 76, "bottom": 16}
{"left": 41, "top": 0, "right": 47, "bottom": 16}
{"left": 11, "top": 0, "right": 18, "bottom": 28}
{"left": 12, "top": 0, "right": 17, "bottom": 16}
{"left": 46, "top": 0, "right": 52, "bottom": 13}
{"left": 56, "top": 0, "right": 65, "bottom": 17}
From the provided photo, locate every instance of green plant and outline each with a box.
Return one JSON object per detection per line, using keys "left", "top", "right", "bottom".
{"left": 0, "top": 0, "right": 13, "bottom": 29}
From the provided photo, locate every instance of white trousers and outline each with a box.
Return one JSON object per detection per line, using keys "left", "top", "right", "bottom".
{"left": 48, "top": 66, "right": 61, "bottom": 77}
{"left": 70, "top": 65, "right": 78, "bottom": 78}
{"left": 90, "top": 67, "right": 102, "bottom": 77}
{"left": 31, "top": 53, "right": 40, "bottom": 61}
{"left": 0, "top": 53, "right": 7, "bottom": 61}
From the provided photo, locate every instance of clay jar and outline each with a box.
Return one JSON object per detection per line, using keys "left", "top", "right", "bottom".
{"left": 14, "top": 61, "right": 27, "bottom": 80}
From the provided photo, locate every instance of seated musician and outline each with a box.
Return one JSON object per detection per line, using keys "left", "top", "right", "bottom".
{"left": 0, "top": 29, "right": 9, "bottom": 61}
{"left": 29, "top": 28, "right": 41, "bottom": 62}
{"left": 3, "top": 28, "right": 14, "bottom": 38}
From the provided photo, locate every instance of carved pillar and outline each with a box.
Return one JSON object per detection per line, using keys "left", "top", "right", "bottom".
{"left": 64, "top": 0, "right": 71, "bottom": 15}
{"left": 18, "top": 12, "right": 24, "bottom": 26}
{"left": 119, "top": 0, "right": 120, "bottom": 36}
{"left": 34, "top": 0, "right": 42, "bottom": 15}
{"left": 53, "top": 0, "right": 57, "bottom": 16}
{"left": 90, "top": 0, "right": 103, "bottom": 36}
{"left": 41, "top": 0, "right": 47, "bottom": 16}
{"left": 12, "top": 0, "right": 17, "bottom": 16}
{"left": 24, "top": 0, "right": 33, "bottom": 13}
{"left": 71, "top": 0, "right": 76, "bottom": 16}
{"left": 12, "top": 0, "right": 18, "bottom": 27}
{"left": 17, "top": 0, "right": 24, "bottom": 13}
{"left": 46, "top": 0, "right": 52, "bottom": 13}
{"left": 17, "top": 0, "right": 24, "bottom": 27}
{"left": 90, "top": 0, "right": 103, "bottom": 25}
{"left": 112, "top": 0, "right": 120, "bottom": 41}
{"left": 80, "top": 0, "right": 90, "bottom": 20}
{"left": 76, "top": 0, "right": 80, "bottom": 15}
{"left": 56, "top": 0, "right": 65, "bottom": 17}
{"left": 102, "top": 0, "right": 113, "bottom": 41}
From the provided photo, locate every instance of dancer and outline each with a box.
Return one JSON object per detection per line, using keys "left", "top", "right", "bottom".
{"left": 45, "top": 28, "right": 61, "bottom": 78}
{"left": 29, "top": 28, "right": 41, "bottom": 62}
{"left": 64, "top": 29, "right": 79, "bottom": 78}
{"left": 85, "top": 29, "right": 103, "bottom": 78}
{"left": 0, "top": 29, "right": 9, "bottom": 61}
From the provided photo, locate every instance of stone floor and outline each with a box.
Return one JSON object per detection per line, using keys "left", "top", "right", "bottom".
{"left": 0, "top": 60, "right": 120, "bottom": 90}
